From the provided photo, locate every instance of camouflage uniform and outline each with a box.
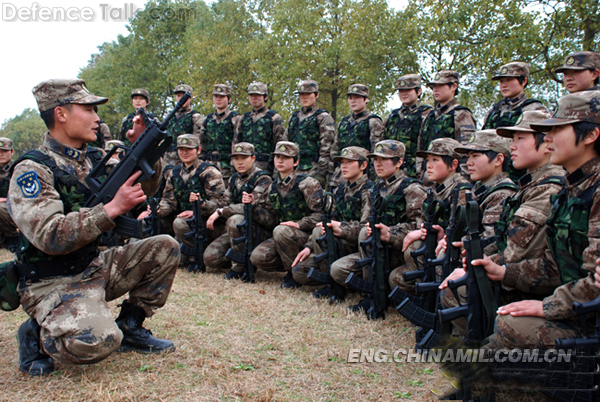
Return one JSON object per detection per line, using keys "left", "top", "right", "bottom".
{"left": 555, "top": 51, "right": 600, "bottom": 93}
{"left": 384, "top": 75, "right": 433, "bottom": 177}
{"left": 233, "top": 82, "right": 286, "bottom": 174}
{"left": 487, "top": 91, "right": 600, "bottom": 349}
{"left": 250, "top": 142, "right": 323, "bottom": 274}
{"left": 203, "top": 143, "right": 274, "bottom": 272}
{"left": 331, "top": 84, "right": 384, "bottom": 186}
{"left": 119, "top": 89, "right": 156, "bottom": 147}
{"left": 199, "top": 84, "right": 243, "bottom": 183}
{"left": 389, "top": 138, "right": 472, "bottom": 292}
{"left": 8, "top": 78, "right": 178, "bottom": 366}
{"left": 292, "top": 147, "right": 373, "bottom": 285}
{"left": 0, "top": 137, "right": 18, "bottom": 247}
{"left": 286, "top": 80, "right": 335, "bottom": 187}
{"left": 330, "top": 140, "right": 427, "bottom": 287}
{"left": 164, "top": 84, "right": 204, "bottom": 166}
{"left": 159, "top": 135, "right": 227, "bottom": 247}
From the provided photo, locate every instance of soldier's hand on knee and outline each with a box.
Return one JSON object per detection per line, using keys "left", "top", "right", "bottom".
{"left": 292, "top": 247, "right": 311, "bottom": 267}
{"left": 439, "top": 267, "right": 466, "bottom": 290}
{"left": 206, "top": 210, "right": 219, "bottom": 230}
{"left": 105, "top": 171, "right": 146, "bottom": 218}
{"left": 280, "top": 221, "right": 300, "bottom": 229}
{"left": 497, "top": 300, "right": 544, "bottom": 318}
{"left": 472, "top": 255, "right": 505, "bottom": 282}
{"left": 177, "top": 210, "right": 194, "bottom": 220}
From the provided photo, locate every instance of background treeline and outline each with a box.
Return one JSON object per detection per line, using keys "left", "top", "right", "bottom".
{"left": 1, "top": 0, "right": 598, "bottom": 157}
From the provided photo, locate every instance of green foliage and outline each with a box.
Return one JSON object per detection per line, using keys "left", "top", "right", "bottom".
{"left": 0, "top": 108, "right": 45, "bottom": 157}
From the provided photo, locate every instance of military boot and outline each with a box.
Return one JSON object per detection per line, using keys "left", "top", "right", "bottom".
{"left": 18, "top": 318, "right": 55, "bottom": 376}
{"left": 116, "top": 300, "right": 175, "bottom": 354}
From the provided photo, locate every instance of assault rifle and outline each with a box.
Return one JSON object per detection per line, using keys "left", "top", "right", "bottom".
{"left": 142, "top": 197, "right": 162, "bottom": 238}
{"left": 307, "top": 192, "right": 346, "bottom": 303}
{"left": 390, "top": 189, "right": 469, "bottom": 350}
{"left": 84, "top": 92, "right": 192, "bottom": 237}
{"left": 180, "top": 199, "right": 207, "bottom": 273}
{"left": 225, "top": 184, "right": 256, "bottom": 282}
{"left": 345, "top": 194, "right": 389, "bottom": 320}
{"left": 438, "top": 193, "right": 498, "bottom": 347}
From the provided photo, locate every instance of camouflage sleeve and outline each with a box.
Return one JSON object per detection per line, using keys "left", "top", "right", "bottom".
{"left": 100, "top": 122, "right": 112, "bottom": 142}
{"left": 522, "top": 100, "right": 549, "bottom": 113}
{"left": 272, "top": 113, "right": 286, "bottom": 145}
{"left": 388, "top": 182, "right": 427, "bottom": 249}
{"left": 543, "top": 189, "right": 600, "bottom": 320}
{"left": 317, "top": 112, "right": 336, "bottom": 179}
{"left": 119, "top": 115, "right": 129, "bottom": 141}
{"left": 454, "top": 109, "right": 477, "bottom": 144}
{"left": 200, "top": 166, "right": 227, "bottom": 216}
{"left": 252, "top": 183, "right": 278, "bottom": 229}
{"left": 329, "top": 123, "right": 341, "bottom": 184}
{"left": 481, "top": 189, "right": 515, "bottom": 254}
{"left": 140, "top": 159, "right": 164, "bottom": 199}
{"left": 198, "top": 117, "right": 207, "bottom": 149}
{"left": 192, "top": 113, "right": 205, "bottom": 140}
{"left": 231, "top": 114, "right": 243, "bottom": 137}
{"left": 382, "top": 113, "right": 391, "bottom": 137}
{"left": 158, "top": 169, "right": 178, "bottom": 217}
{"left": 339, "top": 185, "right": 371, "bottom": 244}
{"left": 369, "top": 117, "right": 384, "bottom": 152}
{"left": 8, "top": 160, "right": 115, "bottom": 255}
{"left": 297, "top": 177, "right": 324, "bottom": 231}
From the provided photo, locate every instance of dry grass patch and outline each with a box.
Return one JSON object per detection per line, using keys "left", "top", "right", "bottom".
{"left": 0, "top": 250, "right": 553, "bottom": 401}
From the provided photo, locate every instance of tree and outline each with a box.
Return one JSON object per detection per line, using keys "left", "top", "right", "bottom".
{"left": 0, "top": 108, "right": 46, "bottom": 157}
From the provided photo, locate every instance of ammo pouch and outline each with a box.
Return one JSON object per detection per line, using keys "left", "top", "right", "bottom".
{"left": 17, "top": 252, "right": 99, "bottom": 284}
{"left": 0, "top": 261, "right": 20, "bottom": 311}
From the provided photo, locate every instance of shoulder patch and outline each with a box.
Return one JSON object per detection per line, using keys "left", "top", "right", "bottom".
{"left": 16, "top": 171, "right": 41, "bottom": 198}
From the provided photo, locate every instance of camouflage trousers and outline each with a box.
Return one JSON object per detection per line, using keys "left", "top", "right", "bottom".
{"left": 18, "top": 235, "right": 179, "bottom": 365}
{"left": 292, "top": 226, "right": 357, "bottom": 285}
{"left": 387, "top": 238, "right": 423, "bottom": 293}
{"left": 486, "top": 315, "right": 586, "bottom": 350}
{"left": 330, "top": 227, "right": 405, "bottom": 287}
{"left": 204, "top": 214, "right": 272, "bottom": 272}
{"left": 0, "top": 201, "right": 18, "bottom": 244}
{"left": 250, "top": 225, "right": 311, "bottom": 272}
{"left": 172, "top": 216, "right": 225, "bottom": 248}
{"left": 297, "top": 166, "right": 327, "bottom": 189}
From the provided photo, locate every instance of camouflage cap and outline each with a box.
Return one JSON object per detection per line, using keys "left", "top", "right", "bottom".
{"left": 247, "top": 82, "right": 268, "bottom": 95}
{"left": 131, "top": 88, "right": 149, "bottom": 101}
{"left": 455, "top": 130, "right": 511, "bottom": 157}
{"left": 367, "top": 140, "right": 406, "bottom": 159}
{"left": 347, "top": 84, "right": 369, "bottom": 97}
{"left": 272, "top": 141, "right": 299, "bottom": 157}
{"left": 396, "top": 74, "right": 422, "bottom": 90}
{"left": 105, "top": 140, "right": 126, "bottom": 153}
{"left": 231, "top": 142, "right": 255, "bottom": 156}
{"left": 174, "top": 84, "right": 193, "bottom": 95}
{"left": 415, "top": 138, "right": 461, "bottom": 160}
{"left": 177, "top": 134, "right": 200, "bottom": 149}
{"left": 32, "top": 78, "right": 108, "bottom": 113}
{"left": 0, "top": 137, "right": 13, "bottom": 151}
{"left": 492, "top": 62, "right": 530, "bottom": 80}
{"left": 212, "top": 84, "right": 231, "bottom": 96}
{"left": 496, "top": 110, "right": 553, "bottom": 138}
{"left": 296, "top": 80, "right": 319, "bottom": 94}
{"left": 332, "top": 146, "right": 369, "bottom": 162}
{"left": 555, "top": 51, "right": 600, "bottom": 74}
{"left": 530, "top": 91, "right": 600, "bottom": 131}
{"left": 427, "top": 70, "right": 460, "bottom": 87}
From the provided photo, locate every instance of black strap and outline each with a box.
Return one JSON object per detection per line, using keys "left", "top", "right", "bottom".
{"left": 18, "top": 252, "right": 99, "bottom": 283}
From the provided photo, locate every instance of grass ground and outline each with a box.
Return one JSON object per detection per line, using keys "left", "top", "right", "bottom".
{"left": 0, "top": 249, "right": 552, "bottom": 401}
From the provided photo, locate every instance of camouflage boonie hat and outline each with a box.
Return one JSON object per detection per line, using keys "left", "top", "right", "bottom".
{"left": 427, "top": 70, "right": 460, "bottom": 87}
{"left": 131, "top": 88, "right": 149, "bottom": 102}
{"left": 455, "top": 130, "right": 511, "bottom": 157}
{"left": 496, "top": 111, "right": 553, "bottom": 138}
{"left": 396, "top": 74, "right": 422, "bottom": 90}
{"left": 367, "top": 140, "right": 406, "bottom": 159}
{"left": 174, "top": 84, "right": 193, "bottom": 95}
{"left": 247, "top": 82, "right": 268, "bottom": 95}
{"left": 231, "top": 142, "right": 254, "bottom": 156}
{"left": 347, "top": 84, "right": 369, "bottom": 97}
{"left": 492, "top": 62, "right": 530, "bottom": 80}
{"left": 332, "top": 146, "right": 369, "bottom": 162}
{"left": 415, "top": 138, "right": 461, "bottom": 160}
{"left": 555, "top": 51, "right": 600, "bottom": 74}
{"left": 105, "top": 140, "right": 126, "bottom": 153}
{"left": 177, "top": 134, "right": 200, "bottom": 149}
{"left": 0, "top": 137, "right": 14, "bottom": 151}
{"left": 212, "top": 84, "right": 231, "bottom": 96}
{"left": 296, "top": 80, "right": 319, "bottom": 94}
{"left": 33, "top": 78, "right": 108, "bottom": 113}
{"left": 530, "top": 91, "right": 600, "bottom": 132}
{"left": 272, "top": 141, "right": 299, "bottom": 157}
